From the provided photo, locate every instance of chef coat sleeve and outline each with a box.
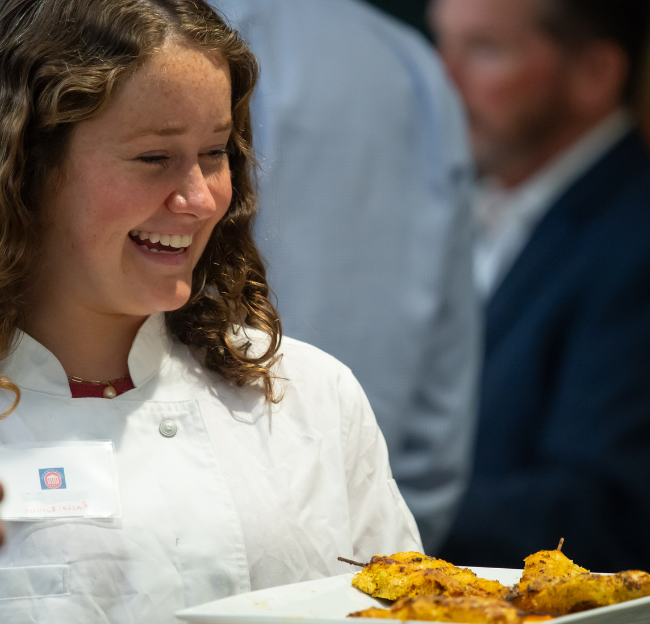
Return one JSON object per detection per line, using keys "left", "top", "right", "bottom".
{"left": 338, "top": 366, "right": 424, "bottom": 560}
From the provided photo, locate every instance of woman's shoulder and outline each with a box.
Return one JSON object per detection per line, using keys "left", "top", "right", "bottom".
{"left": 222, "top": 324, "right": 348, "bottom": 371}
{"left": 168, "top": 326, "right": 360, "bottom": 402}
{"left": 269, "top": 330, "right": 353, "bottom": 375}
{"left": 242, "top": 327, "right": 361, "bottom": 399}
{"left": 279, "top": 333, "right": 348, "bottom": 369}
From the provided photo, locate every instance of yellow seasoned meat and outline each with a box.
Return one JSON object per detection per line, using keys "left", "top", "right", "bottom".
{"left": 519, "top": 550, "right": 588, "bottom": 585}
{"left": 348, "top": 607, "right": 395, "bottom": 619}
{"left": 351, "top": 552, "right": 508, "bottom": 600}
{"left": 349, "top": 595, "right": 525, "bottom": 624}
{"left": 508, "top": 570, "right": 650, "bottom": 615}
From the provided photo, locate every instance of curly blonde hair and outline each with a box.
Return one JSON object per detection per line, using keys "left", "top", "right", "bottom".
{"left": 0, "top": 0, "right": 282, "bottom": 415}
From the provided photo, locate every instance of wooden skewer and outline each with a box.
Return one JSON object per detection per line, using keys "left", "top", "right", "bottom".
{"left": 338, "top": 556, "right": 369, "bottom": 567}
{"left": 556, "top": 537, "right": 565, "bottom": 552}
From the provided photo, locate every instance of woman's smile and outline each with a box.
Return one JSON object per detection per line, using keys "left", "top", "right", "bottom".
{"left": 129, "top": 230, "right": 194, "bottom": 255}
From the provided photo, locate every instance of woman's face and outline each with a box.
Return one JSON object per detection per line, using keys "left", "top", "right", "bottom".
{"left": 37, "top": 42, "right": 233, "bottom": 317}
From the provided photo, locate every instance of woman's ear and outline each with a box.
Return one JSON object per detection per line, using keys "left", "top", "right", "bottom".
{"left": 567, "top": 40, "right": 629, "bottom": 116}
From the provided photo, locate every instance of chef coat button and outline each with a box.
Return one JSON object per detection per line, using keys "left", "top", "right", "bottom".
{"left": 159, "top": 420, "right": 177, "bottom": 438}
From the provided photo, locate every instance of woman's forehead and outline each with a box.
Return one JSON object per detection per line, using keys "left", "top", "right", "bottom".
{"left": 86, "top": 43, "right": 232, "bottom": 144}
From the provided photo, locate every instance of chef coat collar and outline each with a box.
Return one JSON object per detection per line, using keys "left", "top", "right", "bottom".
{"left": 127, "top": 313, "right": 172, "bottom": 389}
{"left": 1, "top": 313, "right": 172, "bottom": 397}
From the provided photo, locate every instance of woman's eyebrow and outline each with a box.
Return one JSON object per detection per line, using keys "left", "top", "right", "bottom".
{"left": 121, "top": 120, "right": 232, "bottom": 141}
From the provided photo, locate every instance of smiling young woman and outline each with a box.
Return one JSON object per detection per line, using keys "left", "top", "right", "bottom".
{"left": 0, "top": 0, "right": 278, "bottom": 403}
{"left": 0, "top": 1, "right": 421, "bottom": 622}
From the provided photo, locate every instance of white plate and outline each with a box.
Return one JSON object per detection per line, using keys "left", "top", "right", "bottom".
{"left": 175, "top": 569, "right": 650, "bottom": 624}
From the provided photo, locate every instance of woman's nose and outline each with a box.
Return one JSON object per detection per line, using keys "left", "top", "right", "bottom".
{"left": 166, "top": 164, "right": 218, "bottom": 218}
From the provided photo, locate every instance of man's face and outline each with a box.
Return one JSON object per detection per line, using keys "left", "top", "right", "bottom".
{"left": 431, "top": 0, "right": 573, "bottom": 180}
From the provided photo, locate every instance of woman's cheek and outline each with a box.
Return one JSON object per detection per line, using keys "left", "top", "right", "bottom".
{"left": 213, "top": 170, "right": 233, "bottom": 216}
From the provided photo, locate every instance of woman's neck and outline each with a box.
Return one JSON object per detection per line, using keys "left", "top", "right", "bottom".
{"left": 22, "top": 298, "right": 147, "bottom": 382}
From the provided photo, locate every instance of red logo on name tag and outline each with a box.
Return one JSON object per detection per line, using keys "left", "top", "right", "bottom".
{"left": 43, "top": 470, "right": 63, "bottom": 489}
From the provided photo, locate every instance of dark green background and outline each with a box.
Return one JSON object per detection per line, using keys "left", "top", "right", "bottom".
{"left": 365, "top": 0, "right": 431, "bottom": 39}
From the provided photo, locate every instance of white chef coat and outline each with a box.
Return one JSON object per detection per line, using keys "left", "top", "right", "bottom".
{"left": 0, "top": 313, "right": 421, "bottom": 623}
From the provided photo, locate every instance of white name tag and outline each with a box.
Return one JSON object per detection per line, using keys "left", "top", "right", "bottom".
{"left": 0, "top": 441, "right": 122, "bottom": 520}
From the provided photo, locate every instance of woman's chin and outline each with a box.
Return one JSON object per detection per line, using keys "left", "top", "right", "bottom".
{"left": 132, "top": 283, "right": 193, "bottom": 315}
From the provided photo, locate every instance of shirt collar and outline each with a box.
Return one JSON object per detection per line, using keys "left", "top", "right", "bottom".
{"left": 473, "top": 109, "right": 633, "bottom": 299}
{"left": 1, "top": 313, "right": 172, "bottom": 398}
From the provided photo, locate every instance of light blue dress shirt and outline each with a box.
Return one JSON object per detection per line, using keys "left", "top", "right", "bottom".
{"left": 212, "top": 0, "right": 479, "bottom": 554}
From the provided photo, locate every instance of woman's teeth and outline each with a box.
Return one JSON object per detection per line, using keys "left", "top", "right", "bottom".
{"left": 129, "top": 230, "right": 193, "bottom": 254}
{"left": 130, "top": 230, "right": 193, "bottom": 248}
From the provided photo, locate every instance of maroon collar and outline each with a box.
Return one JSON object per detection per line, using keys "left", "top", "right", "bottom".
{"left": 69, "top": 377, "right": 135, "bottom": 399}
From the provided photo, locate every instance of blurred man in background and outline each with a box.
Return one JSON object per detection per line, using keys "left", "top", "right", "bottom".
{"left": 431, "top": 0, "right": 650, "bottom": 570}
{"left": 213, "top": 0, "right": 479, "bottom": 555}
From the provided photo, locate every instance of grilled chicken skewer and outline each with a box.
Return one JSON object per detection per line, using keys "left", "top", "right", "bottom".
{"left": 350, "top": 595, "right": 526, "bottom": 624}
{"left": 351, "top": 551, "right": 508, "bottom": 601}
{"left": 518, "top": 546, "right": 589, "bottom": 586}
{"left": 508, "top": 570, "right": 650, "bottom": 615}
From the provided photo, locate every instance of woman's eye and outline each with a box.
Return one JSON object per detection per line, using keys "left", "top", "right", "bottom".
{"left": 205, "top": 148, "right": 231, "bottom": 161}
{"left": 136, "top": 149, "right": 230, "bottom": 168}
{"left": 137, "top": 155, "right": 170, "bottom": 167}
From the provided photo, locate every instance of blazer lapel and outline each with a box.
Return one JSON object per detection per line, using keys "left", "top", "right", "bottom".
{"left": 485, "top": 130, "right": 649, "bottom": 355}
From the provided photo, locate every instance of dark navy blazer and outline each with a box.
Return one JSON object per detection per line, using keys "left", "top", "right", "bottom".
{"left": 440, "top": 131, "right": 650, "bottom": 572}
